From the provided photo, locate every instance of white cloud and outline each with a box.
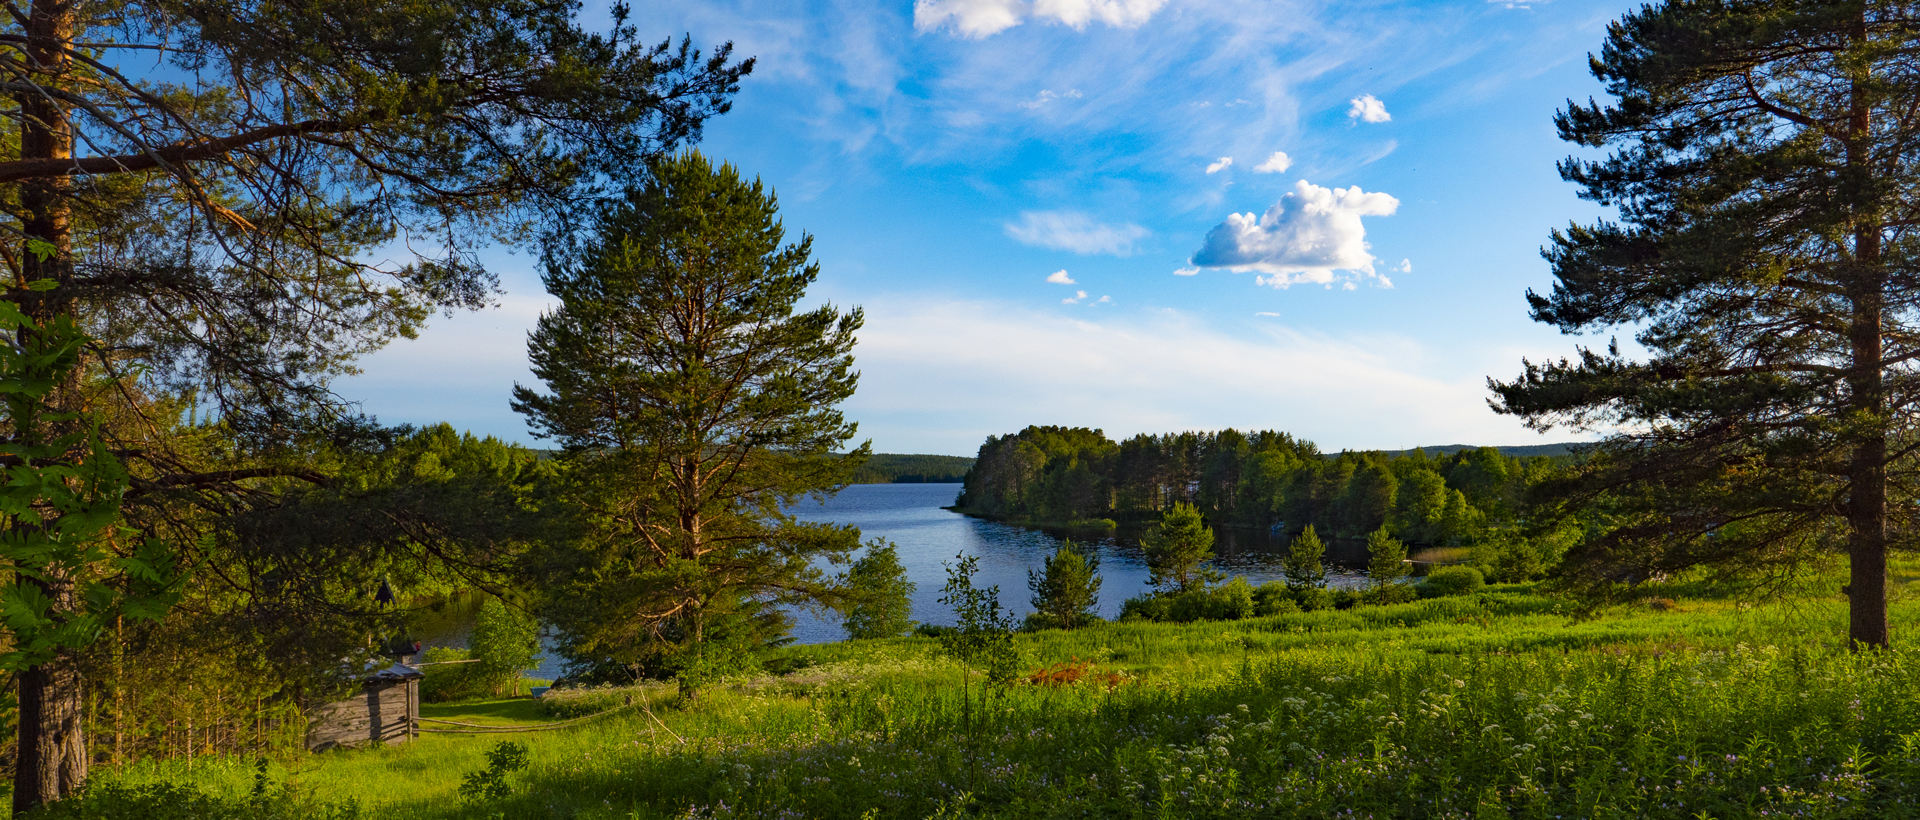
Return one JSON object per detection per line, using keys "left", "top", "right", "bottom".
{"left": 1348, "top": 94, "right": 1391, "bottom": 123}
{"left": 843, "top": 297, "right": 1546, "bottom": 455}
{"left": 1394, "top": 258, "right": 1412, "bottom": 273}
{"left": 1205, "top": 156, "right": 1234, "bottom": 174}
{"left": 1252, "top": 151, "right": 1293, "bottom": 173}
{"left": 1189, "top": 179, "right": 1400, "bottom": 287}
{"left": 916, "top": 0, "right": 1167, "bottom": 37}
{"left": 1097, "top": 295, "right": 1112, "bottom": 303}
{"left": 1020, "top": 88, "right": 1083, "bottom": 110}
{"left": 914, "top": 0, "right": 1025, "bottom": 37}
{"left": 1173, "top": 266, "right": 1200, "bottom": 276}
{"left": 1005, "top": 210, "right": 1150, "bottom": 255}
{"left": 1046, "top": 269, "right": 1077, "bottom": 284}
{"left": 1254, "top": 311, "right": 1280, "bottom": 316}
{"left": 1062, "top": 289, "right": 1088, "bottom": 304}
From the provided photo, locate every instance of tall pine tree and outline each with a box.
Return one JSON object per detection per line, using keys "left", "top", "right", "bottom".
{"left": 1492, "top": 0, "right": 1920, "bottom": 646}
{"left": 514, "top": 152, "right": 866, "bottom": 690}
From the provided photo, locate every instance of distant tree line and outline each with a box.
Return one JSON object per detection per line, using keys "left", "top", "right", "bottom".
{"left": 956, "top": 426, "right": 1566, "bottom": 551}
{"left": 848, "top": 454, "right": 977, "bottom": 484}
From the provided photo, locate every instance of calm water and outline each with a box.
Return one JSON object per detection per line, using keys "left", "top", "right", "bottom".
{"left": 425, "top": 482, "right": 1366, "bottom": 676}
{"left": 782, "top": 483, "right": 1365, "bottom": 644}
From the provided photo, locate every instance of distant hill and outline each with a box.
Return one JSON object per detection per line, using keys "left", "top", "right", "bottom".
{"left": 1395, "top": 442, "right": 1589, "bottom": 458}
{"left": 849, "top": 453, "right": 975, "bottom": 484}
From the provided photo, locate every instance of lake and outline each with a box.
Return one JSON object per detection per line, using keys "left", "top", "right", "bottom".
{"left": 781, "top": 482, "right": 1366, "bottom": 644}
{"left": 429, "top": 482, "right": 1366, "bottom": 677}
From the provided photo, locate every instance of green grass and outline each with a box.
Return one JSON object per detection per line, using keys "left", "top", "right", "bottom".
{"left": 48, "top": 570, "right": 1920, "bottom": 819}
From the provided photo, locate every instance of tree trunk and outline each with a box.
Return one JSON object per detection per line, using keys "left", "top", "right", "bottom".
{"left": 12, "top": 0, "right": 88, "bottom": 811}
{"left": 12, "top": 589, "right": 87, "bottom": 815}
{"left": 1843, "top": 13, "right": 1888, "bottom": 649}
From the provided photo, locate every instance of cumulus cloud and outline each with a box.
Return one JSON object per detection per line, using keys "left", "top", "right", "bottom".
{"left": 1252, "top": 151, "right": 1293, "bottom": 173}
{"left": 1189, "top": 180, "right": 1400, "bottom": 287}
{"left": 1097, "top": 295, "right": 1112, "bottom": 303}
{"left": 1046, "top": 269, "right": 1077, "bottom": 284}
{"left": 1021, "top": 88, "right": 1082, "bottom": 110}
{"left": 1063, "top": 289, "right": 1088, "bottom": 304}
{"left": 1005, "top": 210, "right": 1150, "bottom": 255}
{"left": 915, "top": 0, "right": 1167, "bottom": 37}
{"left": 1348, "top": 94, "right": 1391, "bottom": 123}
{"left": 1205, "top": 156, "right": 1233, "bottom": 174}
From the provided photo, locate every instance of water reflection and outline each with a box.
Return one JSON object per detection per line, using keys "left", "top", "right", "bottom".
{"left": 783, "top": 483, "right": 1365, "bottom": 644}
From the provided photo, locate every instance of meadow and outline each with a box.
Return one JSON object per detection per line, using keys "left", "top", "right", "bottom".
{"left": 39, "top": 566, "right": 1920, "bottom": 820}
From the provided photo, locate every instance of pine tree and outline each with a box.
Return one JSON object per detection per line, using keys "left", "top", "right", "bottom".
{"left": 1141, "top": 503, "right": 1216, "bottom": 593}
{"left": 1028, "top": 541, "right": 1103, "bottom": 630}
{"left": 1283, "top": 525, "right": 1327, "bottom": 593}
{"left": 514, "top": 152, "right": 866, "bottom": 690}
{"left": 1366, "top": 527, "right": 1410, "bottom": 589}
{"left": 1491, "top": 0, "right": 1920, "bottom": 646}
{"left": 0, "top": 3, "right": 747, "bottom": 807}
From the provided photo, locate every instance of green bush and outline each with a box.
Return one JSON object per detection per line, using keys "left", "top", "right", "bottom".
{"left": 1120, "top": 578, "right": 1257, "bottom": 623}
{"left": 33, "top": 768, "right": 361, "bottom": 820}
{"left": 1365, "top": 583, "right": 1419, "bottom": 606}
{"left": 1252, "top": 582, "right": 1299, "bottom": 616}
{"left": 845, "top": 541, "right": 917, "bottom": 639}
{"left": 1421, "top": 565, "right": 1486, "bottom": 597}
{"left": 419, "top": 646, "right": 489, "bottom": 703}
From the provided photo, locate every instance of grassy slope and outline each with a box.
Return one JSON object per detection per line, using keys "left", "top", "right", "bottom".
{"left": 80, "top": 564, "right": 1920, "bottom": 819}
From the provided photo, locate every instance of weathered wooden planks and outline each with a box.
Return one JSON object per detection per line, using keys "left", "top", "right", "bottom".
{"left": 306, "top": 677, "right": 419, "bottom": 752}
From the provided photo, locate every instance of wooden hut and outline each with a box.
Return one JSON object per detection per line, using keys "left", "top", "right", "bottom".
{"left": 306, "top": 662, "right": 422, "bottom": 752}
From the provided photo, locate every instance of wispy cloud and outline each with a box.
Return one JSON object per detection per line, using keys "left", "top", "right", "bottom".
{"left": 1005, "top": 210, "right": 1150, "bottom": 255}
{"left": 1020, "top": 88, "right": 1083, "bottom": 109}
{"left": 916, "top": 0, "right": 1170, "bottom": 38}
{"left": 1190, "top": 180, "right": 1399, "bottom": 288}
{"left": 844, "top": 297, "right": 1541, "bottom": 454}
{"left": 1348, "top": 94, "right": 1391, "bottom": 123}
{"left": 1205, "top": 156, "right": 1234, "bottom": 174}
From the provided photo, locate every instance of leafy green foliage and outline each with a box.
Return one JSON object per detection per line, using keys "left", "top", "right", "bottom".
{"left": 0, "top": 305, "right": 185, "bottom": 673}
{"left": 1140, "top": 503, "right": 1216, "bottom": 593}
{"left": 936, "top": 554, "right": 1018, "bottom": 684}
{"left": 1282, "top": 525, "right": 1327, "bottom": 593}
{"left": 514, "top": 152, "right": 865, "bottom": 684}
{"left": 418, "top": 647, "right": 488, "bottom": 704}
{"left": 843, "top": 542, "right": 916, "bottom": 640}
{"left": 1025, "top": 541, "right": 1102, "bottom": 631}
{"left": 459, "top": 741, "right": 531, "bottom": 802}
{"left": 471, "top": 598, "right": 541, "bottom": 697}
{"left": 1423, "top": 565, "right": 1486, "bottom": 598}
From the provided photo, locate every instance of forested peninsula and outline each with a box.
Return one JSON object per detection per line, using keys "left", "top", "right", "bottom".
{"left": 956, "top": 425, "right": 1575, "bottom": 579}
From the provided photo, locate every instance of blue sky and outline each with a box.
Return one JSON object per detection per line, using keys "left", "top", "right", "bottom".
{"left": 341, "top": 0, "right": 1636, "bottom": 456}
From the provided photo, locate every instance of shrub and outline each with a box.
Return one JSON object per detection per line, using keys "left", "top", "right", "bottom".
{"left": 1118, "top": 593, "right": 1170, "bottom": 623}
{"left": 420, "top": 646, "right": 489, "bottom": 703}
{"left": 1422, "top": 565, "right": 1486, "bottom": 597}
{"left": 1212, "top": 577, "right": 1256, "bottom": 620}
{"left": 845, "top": 541, "right": 917, "bottom": 639}
{"left": 33, "top": 766, "right": 361, "bottom": 820}
{"left": 1366, "top": 583, "right": 1420, "bottom": 606}
{"left": 1253, "top": 582, "right": 1301, "bottom": 616}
